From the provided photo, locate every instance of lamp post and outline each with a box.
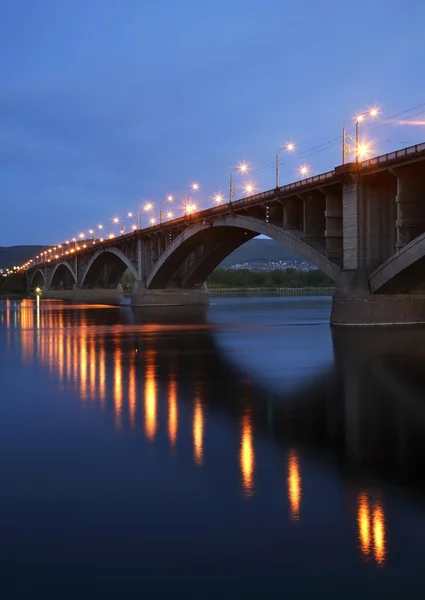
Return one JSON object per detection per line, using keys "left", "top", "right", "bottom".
{"left": 138, "top": 202, "right": 153, "bottom": 229}
{"left": 342, "top": 107, "right": 379, "bottom": 164}
{"left": 160, "top": 195, "right": 174, "bottom": 224}
{"left": 275, "top": 143, "right": 295, "bottom": 188}
{"left": 184, "top": 183, "right": 199, "bottom": 217}
{"left": 229, "top": 163, "right": 248, "bottom": 205}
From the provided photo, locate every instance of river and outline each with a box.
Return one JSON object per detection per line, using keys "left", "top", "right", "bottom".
{"left": 1, "top": 296, "right": 425, "bottom": 598}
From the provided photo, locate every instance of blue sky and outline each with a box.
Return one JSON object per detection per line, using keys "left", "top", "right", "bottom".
{"left": 1, "top": 0, "right": 425, "bottom": 245}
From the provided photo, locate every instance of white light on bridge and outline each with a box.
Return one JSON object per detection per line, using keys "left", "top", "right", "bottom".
{"left": 214, "top": 193, "right": 224, "bottom": 205}
{"left": 299, "top": 164, "right": 310, "bottom": 176}
{"left": 244, "top": 184, "right": 254, "bottom": 194}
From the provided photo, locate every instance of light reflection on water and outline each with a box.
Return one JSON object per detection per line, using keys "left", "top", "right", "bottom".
{"left": 3, "top": 295, "right": 425, "bottom": 594}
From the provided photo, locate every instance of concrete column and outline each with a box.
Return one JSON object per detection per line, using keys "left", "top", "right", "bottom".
{"left": 358, "top": 172, "right": 397, "bottom": 270}
{"left": 299, "top": 190, "right": 326, "bottom": 248}
{"left": 394, "top": 165, "right": 425, "bottom": 250}
{"left": 321, "top": 186, "right": 342, "bottom": 263}
{"left": 341, "top": 177, "right": 360, "bottom": 270}
{"left": 283, "top": 197, "right": 302, "bottom": 229}
{"left": 137, "top": 238, "right": 143, "bottom": 282}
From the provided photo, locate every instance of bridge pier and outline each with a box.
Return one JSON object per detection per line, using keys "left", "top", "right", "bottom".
{"left": 331, "top": 270, "right": 425, "bottom": 326}
{"left": 70, "top": 285, "right": 124, "bottom": 305}
{"left": 41, "top": 287, "right": 73, "bottom": 301}
{"left": 131, "top": 282, "right": 209, "bottom": 307}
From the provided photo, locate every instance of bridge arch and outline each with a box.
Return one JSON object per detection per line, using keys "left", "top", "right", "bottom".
{"left": 49, "top": 261, "right": 77, "bottom": 289}
{"left": 81, "top": 247, "right": 139, "bottom": 289}
{"left": 369, "top": 231, "right": 425, "bottom": 293}
{"left": 147, "top": 215, "right": 340, "bottom": 289}
{"left": 29, "top": 269, "right": 46, "bottom": 289}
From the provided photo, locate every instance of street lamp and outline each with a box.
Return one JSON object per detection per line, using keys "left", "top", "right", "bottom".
{"left": 184, "top": 183, "right": 199, "bottom": 216}
{"left": 229, "top": 163, "right": 248, "bottom": 205}
{"left": 138, "top": 202, "right": 153, "bottom": 229}
{"left": 160, "top": 195, "right": 174, "bottom": 224}
{"left": 298, "top": 164, "right": 310, "bottom": 177}
{"left": 275, "top": 143, "right": 295, "bottom": 188}
{"left": 342, "top": 107, "right": 379, "bottom": 164}
{"left": 214, "top": 193, "right": 224, "bottom": 205}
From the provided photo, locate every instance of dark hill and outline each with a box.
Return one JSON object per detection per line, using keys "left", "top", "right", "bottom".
{"left": 219, "top": 238, "right": 303, "bottom": 266}
{"left": 0, "top": 246, "right": 48, "bottom": 269}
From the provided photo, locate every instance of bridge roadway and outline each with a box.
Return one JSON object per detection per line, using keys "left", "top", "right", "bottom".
{"left": 26, "top": 142, "right": 425, "bottom": 325}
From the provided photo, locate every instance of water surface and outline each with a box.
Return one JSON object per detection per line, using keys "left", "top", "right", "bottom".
{"left": 1, "top": 296, "right": 425, "bottom": 598}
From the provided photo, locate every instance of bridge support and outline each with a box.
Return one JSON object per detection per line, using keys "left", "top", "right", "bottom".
{"left": 40, "top": 287, "right": 73, "bottom": 301}
{"left": 131, "top": 281, "right": 209, "bottom": 307}
{"left": 70, "top": 285, "right": 124, "bottom": 305}
{"left": 331, "top": 271, "right": 425, "bottom": 326}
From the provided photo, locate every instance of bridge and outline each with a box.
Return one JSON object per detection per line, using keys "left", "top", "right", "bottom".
{"left": 25, "top": 141, "right": 425, "bottom": 325}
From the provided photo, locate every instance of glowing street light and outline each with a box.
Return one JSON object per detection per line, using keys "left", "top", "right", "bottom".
{"left": 160, "top": 194, "right": 174, "bottom": 224}
{"left": 276, "top": 142, "right": 295, "bottom": 188}
{"left": 244, "top": 183, "right": 254, "bottom": 194}
{"left": 357, "top": 142, "right": 373, "bottom": 160}
{"left": 342, "top": 106, "right": 379, "bottom": 164}
{"left": 214, "top": 193, "right": 224, "bottom": 205}
{"left": 230, "top": 163, "right": 249, "bottom": 205}
{"left": 184, "top": 184, "right": 199, "bottom": 216}
{"left": 298, "top": 164, "right": 310, "bottom": 177}
{"left": 150, "top": 217, "right": 157, "bottom": 225}
{"left": 138, "top": 202, "right": 154, "bottom": 229}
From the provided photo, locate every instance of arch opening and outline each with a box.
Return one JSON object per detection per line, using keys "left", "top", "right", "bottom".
{"left": 50, "top": 263, "right": 76, "bottom": 290}
{"left": 30, "top": 270, "right": 46, "bottom": 290}
{"left": 147, "top": 216, "right": 340, "bottom": 290}
{"left": 81, "top": 249, "right": 138, "bottom": 289}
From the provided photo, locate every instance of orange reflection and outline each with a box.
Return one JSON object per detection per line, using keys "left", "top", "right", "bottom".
{"left": 6, "top": 299, "right": 10, "bottom": 329}
{"left": 144, "top": 350, "right": 157, "bottom": 441}
{"left": 128, "top": 361, "right": 137, "bottom": 428}
{"left": 89, "top": 337, "right": 96, "bottom": 399}
{"left": 113, "top": 348, "right": 123, "bottom": 429}
{"left": 357, "top": 492, "right": 386, "bottom": 566}
{"left": 193, "top": 396, "right": 204, "bottom": 465}
{"left": 20, "top": 299, "right": 34, "bottom": 365}
{"left": 358, "top": 492, "right": 371, "bottom": 557}
{"left": 373, "top": 501, "right": 386, "bottom": 565}
{"left": 240, "top": 412, "right": 255, "bottom": 498}
{"left": 80, "top": 333, "right": 88, "bottom": 400}
{"left": 99, "top": 345, "right": 106, "bottom": 407}
{"left": 168, "top": 378, "right": 178, "bottom": 447}
{"left": 288, "top": 449, "right": 301, "bottom": 521}
{"left": 57, "top": 311, "right": 64, "bottom": 383}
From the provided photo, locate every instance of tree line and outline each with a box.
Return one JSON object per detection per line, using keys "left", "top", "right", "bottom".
{"left": 207, "top": 268, "right": 334, "bottom": 288}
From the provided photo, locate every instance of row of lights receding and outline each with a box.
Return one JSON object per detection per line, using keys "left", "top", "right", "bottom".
{"left": 15, "top": 106, "right": 380, "bottom": 271}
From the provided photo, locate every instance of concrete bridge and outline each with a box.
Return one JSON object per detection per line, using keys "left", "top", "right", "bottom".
{"left": 25, "top": 142, "right": 425, "bottom": 325}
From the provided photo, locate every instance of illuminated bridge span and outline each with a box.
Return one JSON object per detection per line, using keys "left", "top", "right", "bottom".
{"left": 26, "top": 142, "right": 425, "bottom": 325}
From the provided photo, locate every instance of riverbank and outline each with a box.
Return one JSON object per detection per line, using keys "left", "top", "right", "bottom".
{"left": 209, "top": 286, "right": 334, "bottom": 296}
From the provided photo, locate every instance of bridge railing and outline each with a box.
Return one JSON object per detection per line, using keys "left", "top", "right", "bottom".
{"left": 360, "top": 142, "right": 425, "bottom": 169}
